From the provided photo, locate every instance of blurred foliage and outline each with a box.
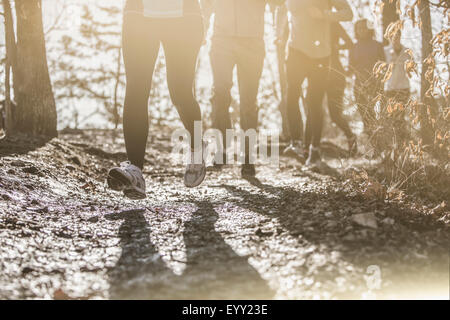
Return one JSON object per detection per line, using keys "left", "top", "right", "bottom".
{"left": 363, "top": 0, "right": 449, "bottom": 190}
{"left": 50, "top": 3, "right": 124, "bottom": 129}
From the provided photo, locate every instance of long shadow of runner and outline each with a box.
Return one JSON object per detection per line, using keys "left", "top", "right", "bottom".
{"left": 106, "top": 209, "right": 175, "bottom": 299}
{"left": 107, "top": 203, "right": 273, "bottom": 299}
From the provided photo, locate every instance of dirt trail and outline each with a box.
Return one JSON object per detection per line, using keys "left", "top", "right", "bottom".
{"left": 0, "top": 129, "right": 448, "bottom": 299}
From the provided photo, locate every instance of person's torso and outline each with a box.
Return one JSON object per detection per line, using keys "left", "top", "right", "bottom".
{"left": 351, "top": 39, "right": 383, "bottom": 81}
{"left": 287, "top": 0, "right": 333, "bottom": 59}
{"left": 124, "top": 0, "right": 200, "bottom": 18}
{"left": 384, "top": 45, "right": 410, "bottom": 90}
{"left": 213, "top": 0, "right": 267, "bottom": 39}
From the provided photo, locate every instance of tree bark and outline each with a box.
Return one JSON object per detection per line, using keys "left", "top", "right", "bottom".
{"left": 2, "top": 0, "right": 17, "bottom": 134}
{"left": 418, "top": 0, "right": 435, "bottom": 146}
{"left": 13, "top": 0, "right": 57, "bottom": 137}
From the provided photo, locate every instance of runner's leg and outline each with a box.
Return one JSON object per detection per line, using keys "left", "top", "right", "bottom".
{"left": 162, "top": 15, "right": 204, "bottom": 151}
{"left": 286, "top": 47, "right": 307, "bottom": 142}
{"left": 210, "top": 37, "right": 236, "bottom": 162}
{"left": 162, "top": 15, "right": 206, "bottom": 187}
{"left": 122, "top": 14, "right": 160, "bottom": 169}
{"left": 304, "top": 57, "right": 329, "bottom": 148}
{"left": 327, "top": 71, "right": 353, "bottom": 138}
{"left": 236, "top": 38, "right": 265, "bottom": 165}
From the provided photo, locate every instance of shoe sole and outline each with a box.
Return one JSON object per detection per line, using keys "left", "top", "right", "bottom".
{"left": 107, "top": 169, "right": 129, "bottom": 191}
{"left": 107, "top": 168, "right": 146, "bottom": 200}
{"left": 283, "top": 150, "right": 306, "bottom": 163}
{"left": 184, "top": 166, "right": 207, "bottom": 188}
{"left": 123, "top": 188, "right": 146, "bottom": 200}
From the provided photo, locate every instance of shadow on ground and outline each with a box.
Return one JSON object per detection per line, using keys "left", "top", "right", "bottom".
{"left": 106, "top": 202, "right": 274, "bottom": 299}
{"left": 0, "top": 134, "right": 52, "bottom": 157}
{"left": 217, "top": 176, "right": 449, "bottom": 298}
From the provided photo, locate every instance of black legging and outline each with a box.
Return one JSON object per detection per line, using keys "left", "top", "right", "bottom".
{"left": 324, "top": 63, "right": 353, "bottom": 139}
{"left": 122, "top": 13, "right": 203, "bottom": 169}
{"left": 286, "top": 47, "right": 329, "bottom": 148}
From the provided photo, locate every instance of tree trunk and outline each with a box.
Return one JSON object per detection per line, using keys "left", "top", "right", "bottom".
{"left": 113, "top": 46, "right": 122, "bottom": 130}
{"left": 13, "top": 0, "right": 57, "bottom": 137}
{"left": 418, "top": 0, "right": 435, "bottom": 146}
{"left": 2, "top": 0, "right": 17, "bottom": 134}
{"left": 382, "top": 0, "right": 399, "bottom": 45}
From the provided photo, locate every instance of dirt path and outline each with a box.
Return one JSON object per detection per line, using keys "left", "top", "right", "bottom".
{"left": 0, "top": 129, "right": 448, "bottom": 299}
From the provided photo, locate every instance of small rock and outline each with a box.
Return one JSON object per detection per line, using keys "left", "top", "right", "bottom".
{"left": 11, "top": 160, "right": 26, "bottom": 167}
{"left": 351, "top": 212, "right": 378, "bottom": 229}
{"left": 326, "top": 221, "right": 338, "bottom": 228}
{"left": 21, "top": 267, "right": 35, "bottom": 275}
{"left": 68, "top": 156, "right": 82, "bottom": 166}
{"left": 22, "top": 166, "right": 40, "bottom": 175}
{"left": 382, "top": 217, "right": 395, "bottom": 225}
{"left": 65, "top": 164, "right": 76, "bottom": 171}
{"left": 255, "top": 228, "right": 273, "bottom": 237}
{"left": 1, "top": 194, "right": 11, "bottom": 201}
{"left": 343, "top": 233, "right": 356, "bottom": 241}
{"left": 55, "top": 231, "right": 71, "bottom": 239}
{"left": 87, "top": 216, "right": 99, "bottom": 223}
{"left": 39, "top": 206, "right": 49, "bottom": 213}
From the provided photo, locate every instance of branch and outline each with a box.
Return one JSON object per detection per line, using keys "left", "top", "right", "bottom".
{"left": 45, "top": 2, "right": 68, "bottom": 36}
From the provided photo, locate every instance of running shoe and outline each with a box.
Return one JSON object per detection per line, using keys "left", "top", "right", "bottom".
{"left": 107, "top": 161, "right": 146, "bottom": 200}
{"left": 283, "top": 140, "right": 306, "bottom": 162}
{"left": 184, "top": 142, "right": 207, "bottom": 188}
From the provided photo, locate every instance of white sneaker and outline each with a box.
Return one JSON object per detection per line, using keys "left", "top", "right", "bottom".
{"left": 107, "top": 161, "right": 146, "bottom": 200}
{"left": 184, "top": 142, "right": 207, "bottom": 188}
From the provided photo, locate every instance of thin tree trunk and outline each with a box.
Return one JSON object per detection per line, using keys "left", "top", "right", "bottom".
{"left": 113, "top": 47, "right": 122, "bottom": 130}
{"left": 382, "top": 0, "right": 400, "bottom": 45}
{"left": 2, "top": 0, "right": 17, "bottom": 134}
{"left": 274, "top": 5, "right": 290, "bottom": 138}
{"left": 13, "top": 0, "right": 57, "bottom": 137}
{"left": 418, "top": 0, "right": 435, "bottom": 146}
{"left": 4, "top": 60, "right": 12, "bottom": 132}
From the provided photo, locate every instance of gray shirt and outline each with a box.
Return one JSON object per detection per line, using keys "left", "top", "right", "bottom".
{"left": 287, "top": 0, "right": 353, "bottom": 58}
{"left": 384, "top": 45, "right": 410, "bottom": 91}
